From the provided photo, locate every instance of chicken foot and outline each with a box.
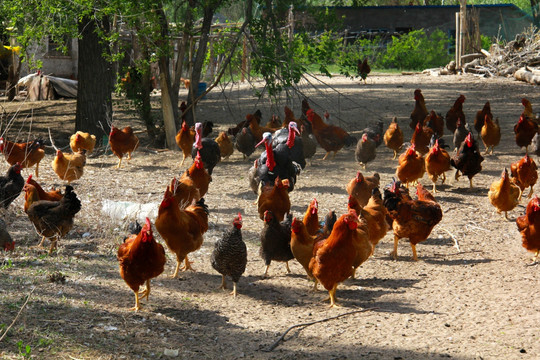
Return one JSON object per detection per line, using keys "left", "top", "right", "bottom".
{"left": 526, "top": 251, "right": 539, "bottom": 266}
{"left": 35, "top": 162, "right": 40, "bottom": 178}
{"left": 116, "top": 156, "right": 123, "bottom": 169}
{"left": 285, "top": 261, "right": 291, "bottom": 274}
{"left": 180, "top": 255, "right": 195, "bottom": 271}
{"left": 48, "top": 236, "right": 59, "bottom": 255}
{"left": 138, "top": 279, "right": 151, "bottom": 301}
{"left": 218, "top": 274, "right": 227, "bottom": 290}
{"left": 411, "top": 243, "right": 419, "bottom": 261}
{"left": 231, "top": 282, "right": 238, "bottom": 297}
{"left": 262, "top": 264, "right": 271, "bottom": 278}
{"left": 327, "top": 284, "right": 340, "bottom": 308}
{"left": 130, "top": 290, "right": 142, "bottom": 311}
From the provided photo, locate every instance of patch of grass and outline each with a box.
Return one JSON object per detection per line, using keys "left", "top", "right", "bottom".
{"left": 17, "top": 340, "right": 31, "bottom": 358}
{"left": 1, "top": 259, "right": 13, "bottom": 269}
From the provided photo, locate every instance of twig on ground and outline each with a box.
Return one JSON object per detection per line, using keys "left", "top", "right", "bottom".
{"left": 0, "top": 286, "right": 36, "bottom": 343}
{"left": 48, "top": 127, "right": 59, "bottom": 152}
{"left": 440, "top": 227, "right": 461, "bottom": 252}
{"left": 263, "top": 307, "right": 379, "bottom": 352}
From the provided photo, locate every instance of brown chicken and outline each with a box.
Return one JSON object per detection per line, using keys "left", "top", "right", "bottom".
{"left": 474, "top": 101, "right": 492, "bottom": 134}
{"left": 257, "top": 177, "right": 291, "bottom": 222}
{"left": 384, "top": 117, "right": 404, "bottom": 160}
{"left": 425, "top": 138, "right": 451, "bottom": 192}
{"left": 302, "top": 198, "right": 320, "bottom": 236}
{"left": 169, "top": 177, "right": 200, "bottom": 209}
{"left": 70, "top": 131, "right": 97, "bottom": 154}
{"left": 445, "top": 94, "right": 466, "bottom": 133}
{"left": 180, "top": 151, "right": 211, "bottom": 198}
{"left": 357, "top": 58, "right": 371, "bottom": 83}
{"left": 51, "top": 150, "right": 86, "bottom": 183}
{"left": 306, "top": 109, "right": 357, "bottom": 160}
{"left": 291, "top": 217, "right": 317, "bottom": 282}
{"left": 346, "top": 171, "right": 380, "bottom": 207}
{"left": 117, "top": 217, "right": 166, "bottom": 311}
{"left": 0, "top": 137, "right": 45, "bottom": 177}
{"left": 411, "top": 122, "right": 432, "bottom": 155}
{"left": 266, "top": 114, "right": 282, "bottom": 129}
{"left": 247, "top": 113, "right": 275, "bottom": 143}
{"left": 488, "top": 168, "right": 521, "bottom": 220}
{"left": 215, "top": 131, "right": 234, "bottom": 160}
{"left": 383, "top": 182, "right": 443, "bottom": 261}
{"left": 283, "top": 106, "right": 301, "bottom": 128}
{"left": 516, "top": 195, "right": 540, "bottom": 264}
{"left": 23, "top": 176, "right": 63, "bottom": 213}
{"left": 109, "top": 125, "right": 140, "bottom": 168}
{"left": 410, "top": 89, "right": 429, "bottom": 130}
{"left": 175, "top": 120, "right": 195, "bottom": 166}
{"left": 155, "top": 188, "right": 209, "bottom": 278}
{"left": 511, "top": 154, "right": 538, "bottom": 200}
{"left": 514, "top": 115, "right": 538, "bottom": 152}
{"left": 396, "top": 144, "right": 425, "bottom": 188}
{"left": 423, "top": 110, "right": 444, "bottom": 137}
{"left": 308, "top": 211, "right": 361, "bottom": 307}
{"left": 351, "top": 213, "right": 373, "bottom": 279}
{"left": 521, "top": 98, "right": 536, "bottom": 121}
{"left": 27, "top": 185, "right": 81, "bottom": 254}
{"left": 480, "top": 115, "right": 501, "bottom": 155}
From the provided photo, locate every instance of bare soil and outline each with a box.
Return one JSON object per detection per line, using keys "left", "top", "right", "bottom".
{"left": 0, "top": 73, "right": 539, "bottom": 360}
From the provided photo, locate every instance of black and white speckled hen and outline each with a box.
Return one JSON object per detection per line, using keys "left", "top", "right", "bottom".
{"left": 259, "top": 211, "right": 294, "bottom": 278}
{"left": 0, "top": 163, "right": 24, "bottom": 209}
{"left": 211, "top": 213, "right": 247, "bottom": 297}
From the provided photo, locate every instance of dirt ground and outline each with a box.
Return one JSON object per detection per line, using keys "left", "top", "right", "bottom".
{"left": 0, "top": 73, "right": 539, "bottom": 360}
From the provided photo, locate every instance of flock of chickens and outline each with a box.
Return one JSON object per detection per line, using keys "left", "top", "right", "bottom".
{"left": 0, "top": 91, "right": 539, "bottom": 311}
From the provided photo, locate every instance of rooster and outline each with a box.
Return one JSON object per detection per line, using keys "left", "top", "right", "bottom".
{"left": 306, "top": 109, "right": 356, "bottom": 160}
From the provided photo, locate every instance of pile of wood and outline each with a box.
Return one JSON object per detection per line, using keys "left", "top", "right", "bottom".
{"left": 461, "top": 27, "right": 540, "bottom": 84}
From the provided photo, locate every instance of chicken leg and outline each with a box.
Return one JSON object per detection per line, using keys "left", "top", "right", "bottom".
{"left": 390, "top": 235, "right": 399, "bottom": 260}
{"left": 231, "top": 282, "right": 238, "bottom": 297}
{"left": 116, "top": 156, "right": 123, "bottom": 169}
{"left": 262, "top": 264, "right": 270, "bottom": 278}
{"left": 328, "top": 283, "right": 340, "bottom": 308}
{"left": 130, "top": 290, "right": 142, "bottom": 311}
{"left": 180, "top": 255, "right": 194, "bottom": 271}
{"left": 411, "top": 243, "right": 418, "bottom": 261}
{"left": 285, "top": 261, "right": 291, "bottom": 273}
{"left": 138, "top": 279, "right": 151, "bottom": 301}
{"left": 469, "top": 178, "right": 473, "bottom": 188}
{"left": 526, "top": 251, "right": 539, "bottom": 266}
{"left": 392, "top": 151, "right": 398, "bottom": 160}
{"left": 35, "top": 162, "right": 41, "bottom": 178}
{"left": 322, "top": 152, "right": 330, "bottom": 160}
{"left": 218, "top": 274, "right": 227, "bottom": 290}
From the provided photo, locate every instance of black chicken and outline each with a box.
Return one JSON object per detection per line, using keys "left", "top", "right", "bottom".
{"left": 361, "top": 120, "right": 384, "bottom": 147}
{"left": 355, "top": 133, "right": 377, "bottom": 168}
{"left": 0, "top": 218, "right": 14, "bottom": 251}
{"left": 259, "top": 211, "right": 294, "bottom": 278}
{"left": 0, "top": 163, "right": 24, "bottom": 209}
{"left": 211, "top": 213, "right": 247, "bottom": 297}
{"left": 453, "top": 118, "right": 469, "bottom": 151}
{"left": 234, "top": 127, "right": 256, "bottom": 160}
{"left": 27, "top": 185, "right": 82, "bottom": 253}
{"left": 451, "top": 132, "right": 484, "bottom": 188}
{"left": 191, "top": 122, "right": 221, "bottom": 175}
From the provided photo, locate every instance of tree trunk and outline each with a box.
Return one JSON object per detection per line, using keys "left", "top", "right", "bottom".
{"left": 76, "top": 15, "right": 113, "bottom": 144}
{"left": 184, "top": 5, "right": 217, "bottom": 127}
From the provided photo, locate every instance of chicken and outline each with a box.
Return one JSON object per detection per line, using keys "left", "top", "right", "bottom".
{"left": 355, "top": 133, "right": 376, "bottom": 168}
{"left": 180, "top": 151, "right": 211, "bottom": 197}
{"left": 51, "top": 150, "right": 86, "bottom": 183}
{"left": 510, "top": 154, "right": 538, "bottom": 200}
{"left": 383, "top": 182, "right": 443, "bottom": 261}
{"left": 302, "top": 198, "right": 320, "bottom": 236}
{"left": 234, "top": 127, "right": 256, "bottom": 160}
{"left": 169, "top": 177, "right": 200, "bottom": 209}
{"left": 257, "top": 177, "right": 291, "bottom": 222}
{"left": 423, "top": 110, "right": 444, "bottom": 137}
{"left": 301, "top": 124, "right": 317, "bottom": 165}
{"left": 351, "top": 212, "right": 373, "bottom": 279}
{"left": 117, "top": 217, "right": 166, "bottom": 311}
{"left": 361, "top": 120, "right": 384, "bottom": 147}
{"left": 266, "top": 114, "right": 282, "bottom": 129}
{"left": 70, "top": 131, "right": 97, "bottom": 154}
{"left": 396, "top": 144, "right": 425, "bottom": 188}
{"left": 451, "top": 133, "right": 484, "bottom": 188}
{"left": 0, "top": 163, "right": 24, "bottom": 209}
{"left": 357, "top": 58, "right": 371, "bottom": 83}
{"left": 480, "top": 115, "right": 501, "bottom": 155}
{"left": 308, "top": 211, "right": 360, "bottom": 307}
{"left": 248, "top": 113, "right": 275, "bottom": 142}
{"left": 384, "top": 117, "right": 404, "bottom": 160}
{"left": 191, "top": 122, "right": 221, "bottom": 175}
{"left": 23, "top": 177, "right": 63, "bottom": 213}
{"left": 425, "top": 138, "right": 451, "bottom": 192}
{"left": 175, "top": 120, "right": 195, "bottom": 166}
{"left": 445, "top": 94, "right": 466, "bottom": 133}
{"left": 410, "top": 89, "right": 429, "bottom": 130}
{"left": 291, "top": 217, "right": 317, "bottom": 281}
{"left": 453, "top": 118, "right": 469, "bottom": 152}
{"left": 283, "top": 106, "right": 300, "bottom": 128}
{"left": 0, "top": 218, "right": 14, "bottom": 251}
{"left": 514, "top": 115, "right": 538, "bottom": 153}
{"left": 0, "top": 137, "right": 45, "bottom": 177}
{"left": 227, "top": 109, "right": 262, "bottom": 137}
{"left": 109, "top": 126, "right": 139, "bottom": 169}
{"left": 346, "top": 171, "right": 380, "bottom": 207}
{"left": 488, "top": 168, "right": 521, "bottom": 220}
{"left": 474, "top": 101, "right": 492, "bottom": 135}
{"left": 516, "top": 195, "right": 540, "bottom": 265}
{"left": 259, "top": 211, "right": 294, "bottom": 278}
{"left": 306, "top": 109, "right": 357, "bottom": 160}
{"left": 521, "top": 98, "right": 537, "bottom": 121}
{"left": 154, "top": 188, "right": 209, "bottom": 278}
{"left": 211, "top": 213, "right": 247, "bottom": 297}
{"left": 27, "top": 185, "right": 81, "bottom": 253}
{"left": 215, "top": 131, "right": 234, "bottom": 160}
{"left": 411, "top": 122, "right": 431, "bottom": 156}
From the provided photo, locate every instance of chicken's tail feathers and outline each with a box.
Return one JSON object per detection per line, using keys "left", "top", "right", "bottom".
{"left": 344, "top": 135, "right": 358, "bottom": 148}
{"left": 195, "top": 197, "right": 209, "bottom": 216}
{"left": 63, "top": 185, "right": 82, "bottom": 215}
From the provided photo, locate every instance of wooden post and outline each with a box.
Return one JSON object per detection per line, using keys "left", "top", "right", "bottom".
{"left": 241, "top": 35, "right": 247, "bottom": 82}
{"left": 459, "top": 0, "right": 467, "bottom": 68}
{"left": 455, "top": 12, "right": 460, "bottom": 68}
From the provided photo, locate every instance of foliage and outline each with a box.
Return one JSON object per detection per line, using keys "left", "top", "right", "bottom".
{"left": 481, "top": 34, "right": 492, "bottom": 50}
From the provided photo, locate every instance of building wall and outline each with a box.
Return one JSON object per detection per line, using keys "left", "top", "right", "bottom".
{"left": 312, "top": 5, "right": 533, "bottom": 41}
{"left": 22, "top": 38, "right": 78, "bottom": 79}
